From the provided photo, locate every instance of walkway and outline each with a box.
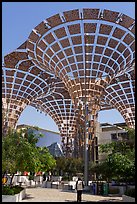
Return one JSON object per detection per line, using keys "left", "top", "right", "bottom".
{"left": 21, "top": 187, "right": 123, "bottom": 202}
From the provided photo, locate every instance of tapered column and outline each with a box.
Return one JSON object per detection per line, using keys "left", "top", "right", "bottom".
{"left": 84, "top": 100, "right": 100, "bottom": 186}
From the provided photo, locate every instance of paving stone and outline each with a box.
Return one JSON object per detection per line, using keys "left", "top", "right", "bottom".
{"left": 21, "top": 187, "right": 122, "bottom": 202}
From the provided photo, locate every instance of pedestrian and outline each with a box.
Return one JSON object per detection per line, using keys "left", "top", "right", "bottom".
{"left": 76, "top": 177, "right": 84, "bottom": 202}
{"left": 47, "top": 171, "right": 51, "bottom": 181}
{"left": 42, "top": 172, "right": 46, "bottom": 181}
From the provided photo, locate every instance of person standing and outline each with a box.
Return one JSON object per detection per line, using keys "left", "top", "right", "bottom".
{"left": 42, "top": 172, "right": 46, "bottom": 182}
{"left": 76, "top": 177, "right": 84, "bottom": 202}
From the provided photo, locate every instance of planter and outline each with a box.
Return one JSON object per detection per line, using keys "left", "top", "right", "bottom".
{"left": 63, "top": 184, "right": 69, "bottom": 190}
{"left": 2, "top": 188, "right": 26, "bottom": 202}
{"left": 51, "top": 176, "right": 62, "bottom": 181}
{"left": 29, "top": 179, "right": 35, "bottom": 186}
{"left": 45, "top": 181, "right": 52, "bottom": 188}
{"left": 122, "top": 194, "right": 135, "bottom": 202}
{"left": 41, "top": 181, "right": 47, "bottom": 188}
{"left": 51, "top": 181, "right": 59, "bottom": 189}
{"left": 109, "top": 185, "right": 126, "bottom": 196}
{"left": 17, "top": 175, "right": 22, "bottom": 183}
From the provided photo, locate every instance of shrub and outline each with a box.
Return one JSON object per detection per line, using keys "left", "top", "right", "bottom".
{"left": 2, "top": 185, "right": 24, "bottom": 195}
{"left": 12, "top": 186, "right": 23, "bottom": 194}
{"left": 28, "top": 175, "right": 34, "bottom": 180}
{"left": 2, "top": 186, "right": 15, "bottom": 195}
{"left": 62, "top": 175, "right": 69, "bottom": 181}
{"left": 124, "top": 188, "right": 135, "bottom": 198}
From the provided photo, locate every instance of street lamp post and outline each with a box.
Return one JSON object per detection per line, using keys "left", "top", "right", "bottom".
{"left": 84, "top": 32, "right": 89, "bottom": 187}
{"left": 84, "top": 103, "right": 89, "bottom": 187}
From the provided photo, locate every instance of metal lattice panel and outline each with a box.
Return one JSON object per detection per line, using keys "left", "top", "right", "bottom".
{"left": 30, "top": 80, "right": 78, "bottom": 139}
{"left": 30, "top": 80, "right": 79, "bottom": 156}
{"left": 2, "top": 49, "right": 55, "bottom": 128}
{"left": 2, "top": 98, "right": 27, "bottom": 129}
{"left": 103, "top": 64, "right": 135, "bottom": 128}
{"left": 26, "top": 8, "right": 135, "bottom": 127}
{"left": 2, "top": 8, "right": 135, "bottom": 133}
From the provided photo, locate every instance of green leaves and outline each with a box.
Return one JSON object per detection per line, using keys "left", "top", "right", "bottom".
{"left": 37, "top": 146, "right": 56, "bottom": 172}
{"left": 90, "top": 127, "right": 135, "bottom": 182}
{"left": 2, "top": 128, "right": 56, "bottom": 176}
{"left": 53, "top": 157, "right": 84, "bottom": 179}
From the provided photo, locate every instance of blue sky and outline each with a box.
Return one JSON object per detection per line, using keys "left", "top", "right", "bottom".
{"left": 2, "top": 2, "right": 135, "bottom": 132}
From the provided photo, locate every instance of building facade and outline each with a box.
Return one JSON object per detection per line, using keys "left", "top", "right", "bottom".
{"left": 98, "top": 122, "right": 128, "bottom": 162}
{"left": 17, "top": 122, "right": 128, "bottom": 163}
{"left": 17, "top": 124, "right": 61, "bottom": 147}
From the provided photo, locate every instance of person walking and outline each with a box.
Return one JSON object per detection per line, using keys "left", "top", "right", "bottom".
{"left": 42, "top": 172, "right": 46, "bottom": 182}
{"left": 76, "top": 177, "right": 84, "bottom": 202}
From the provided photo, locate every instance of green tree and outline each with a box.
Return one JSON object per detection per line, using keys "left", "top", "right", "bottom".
{"left": 53, "top": 157, "right": 84, "bottom": 180}
{"left": 2, "top": 129, "right": 38, "bottom": 185}
{"left": 90, "top": 127, "right": 135, "bottom": 183}
{"left": 89, "top": 160, "right": 112, "bottom": 181}
{"left": 124, "top": 127, "right": 135, "bottom": 149}
{"left": 22, "top": 126, "right": 43, "bottom": 146}
{"left": 2, "top": 128, "right": 56, "bottom": 186}
{"left": 65, "top": 157, "right": 84, "bottom": 180}
{"left": 53, "top": 157, "right": 66, "bottom": 176}
{"left": 38, "top": 146, "right": 56, "bottom": 172}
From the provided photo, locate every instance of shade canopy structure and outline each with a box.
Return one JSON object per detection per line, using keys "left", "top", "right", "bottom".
{"left": 30, "top": 80, "right": 78, "bottom": 157}
{"left": 26, "top": 8, "right": 134, "bottom": 115}
{"left": 2, "top": 45, "right": 117, "bottom": 135}
{"left": 2, "top": 8, "right": 135, "bottom": 185}
{"left": 103, "top": 62, "right": 135, "bottom": 128}
{"left": 2, "top": 8, "right": 135, "bottom": 184}
{"left": 25, "top": 8, "right": 135, "bottom": 184}
{"left": 2, "top": 8, "right": 135, "bottom": 130}
{"left": 2, "top": 49, "right": 56, "bottom": 132}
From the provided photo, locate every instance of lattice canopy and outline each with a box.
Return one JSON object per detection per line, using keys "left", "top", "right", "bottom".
{"left": 27, "top": 8, "right": 135, "bottom": 116}
{"left": 30, "top": 80, "right": 77, "bottom": 138}
{"left": 103, "top": 62, "right": 135, "bottom": 127}
{"left": 30, "top": 80, "right": 78, "bottom": 156}
{"left": 2, "top": 8, "right": 135, "bottom": 135}
{"left": 2, "top": 49, "right": 55, "bottom": 129}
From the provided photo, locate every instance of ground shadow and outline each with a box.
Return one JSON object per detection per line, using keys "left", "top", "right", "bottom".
{"left": 65, "top": 200, "right": 97, "bottom": 202}
{"left": 22, "top": 193, "right": 35, "bottom": 200}
{"left": 98, "top": 198, "right": 122, "bottom": 202}
{"left": 61, "top": 189, "right": 76, "bottom": 194}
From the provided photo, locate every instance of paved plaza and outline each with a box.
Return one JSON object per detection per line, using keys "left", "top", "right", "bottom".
{"left": 21, "top": 187, "right": 122, "bottom": 202}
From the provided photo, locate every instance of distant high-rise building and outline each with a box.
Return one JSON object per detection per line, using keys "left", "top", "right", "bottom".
{"left": 47, "top": 142, "right": 64, "bottom": 157}
{"left": 17, "top": 124, "right": 61, "bottom": 147}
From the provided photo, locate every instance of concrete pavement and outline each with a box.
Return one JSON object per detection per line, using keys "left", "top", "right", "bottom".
{"left": 21, "top": 187, "right": 123, "bottom": 202}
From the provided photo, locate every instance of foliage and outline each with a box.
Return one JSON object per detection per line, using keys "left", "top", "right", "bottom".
{"left": 2, "top": 127, "right": 56, "bottom": 185}
{"left": 2, "top": 128, "right": 40, "bottom": 174}
{"left": 53, "top": 157, "right": 84, "bottom": 179}
{"left": 28, "top": 174, "right": 34, "bottom": 181}
{"left": 2, "top": 185, "right": 24, "bottom": 195}
{"left": 124, "top": 188, "right": 135, "bottom": 198}
{"left": 124, "top": 127, "right": 135, "bottom": 142}
{"left": 22, "top": 126, "right": 43, "bottom": 146}
{"left": 65, "top": 157, "right": 84, "bottom": 179}
{"left": 37, "top": 146, "right": 56, "bottom": 172}
{"left": 99, "top": 141, "right": 130, "bottom": 154}
{"left": 89, "top": 160, "right": 115, "bottom": 181}
{"left": 62, "top": 175, "right": 69, "bottom": 181}
{"left": 90, "top": 127, "right": 135, "bottom": 182}
{"left": 124, "top": 127, "right": 135, "bottom": 149}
